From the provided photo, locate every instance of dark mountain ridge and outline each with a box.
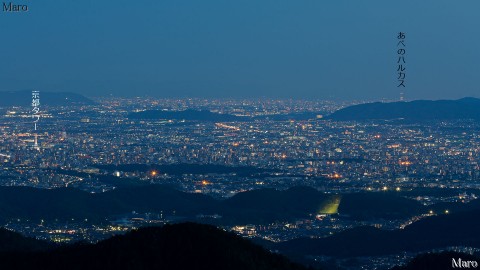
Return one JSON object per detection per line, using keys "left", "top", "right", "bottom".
{"left": 276, "top": 208, "right": 480, "bottom": 257}
{"left": 328, "top": 97, "right": 480, "bottom": 121}
{"left": 0, "top": 185, "right": 428, "bottom": 224}
{"left": 0, "top": 228, "right": 52, "bottom": 253}
{"left": 0, "top": 222, "right": 306, "bottom": 270}
{"left": 392, "top": 251, "right": 480, "bottom": 270}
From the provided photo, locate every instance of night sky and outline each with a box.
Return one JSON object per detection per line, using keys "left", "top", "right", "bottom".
{"left": 1, "top": 0, "right": 479, "bottom": 100}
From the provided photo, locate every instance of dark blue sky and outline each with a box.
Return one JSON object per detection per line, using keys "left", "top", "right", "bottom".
{"left": 1, "top": 1, "right": 479, "bottom": 100}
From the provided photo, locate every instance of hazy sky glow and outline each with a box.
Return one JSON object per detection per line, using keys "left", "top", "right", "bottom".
{"left": 1, "top": 0, "right": 479, "bottom": 100}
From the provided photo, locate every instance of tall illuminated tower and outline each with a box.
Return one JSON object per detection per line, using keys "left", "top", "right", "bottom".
{"left": 33, "top": 134, "right": 39, "bottom": 150}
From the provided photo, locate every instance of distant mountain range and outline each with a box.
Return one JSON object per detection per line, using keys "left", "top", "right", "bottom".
{"left": 130, "top": 98, "right": 480, "bottom": 122}
{"left": 328, "top": 97, "right": 480, "bottom": 121}
{"left": 0, "top": 223, "right": 306, "bottom": 270}
{"left": 0, "top": 90, "right": 94, "bottom": 107}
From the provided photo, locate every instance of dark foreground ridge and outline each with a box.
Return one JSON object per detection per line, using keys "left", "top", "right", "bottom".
{"left": 0, "top": 228, "right": 52, "bottom": 253}
{"left": 0, "top": 222, "right": 306, "bottom": 270}
{"left": 391, "top": 251, "right": 480, "bottom": 270}
{"left": 276, "top": 208, "right": 480, "bottom": 257}
{"left": 328, "top": 97, "right": 480, "bottom": 121}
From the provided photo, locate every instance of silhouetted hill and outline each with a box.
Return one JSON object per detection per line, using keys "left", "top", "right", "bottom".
{"left": 224, "top": 188, "right": 429, "bottom": 223}
{"left": 328, "top": 98, "right": 480, "bottom": 121}
{"left": 221, "top": 186, "right": 332, "bottom": 224}
{"left": 0, "top": 185, "right": 216, "bottom": 221}
{"left": 0, "top": 185, "right": 430, "bottom": 224}
{"left": 276, "top": 209, "right": 480, "bottom": 257}
{"left": 0, "top": 90, "right": 94, "bottom": 107}
{"left": 391, "top": 251, "right": 480, "bottom": 270}
{"left": 0, "top": 186, "right": 102, "bottom": 220}
{"left": 400, "top": 208, "right": 480, "bottom": 251}
{"left": 338, "top": 192, "right": 425, "bottom": 219}
{"left": 0, "top": 223, "right": 307, "bottom": 270}
{"left": 276, "top": 226, "right": 395, "bottom": 257}
{"left": 128, "top": 109, "right": 250, "bottom": 121}
{"left": 100, "top": 184, "right": 218, "bottom": 215}
{"left": 0, "top": 228, "right": 52, "bottom": 253}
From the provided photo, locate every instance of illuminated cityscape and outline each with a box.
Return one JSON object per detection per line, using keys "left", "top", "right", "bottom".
{"left": 2, "top": 1, "right": 480, "bottom": 269}
{"left": 0, "top": 97, "right": 480, "bottom": 269}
